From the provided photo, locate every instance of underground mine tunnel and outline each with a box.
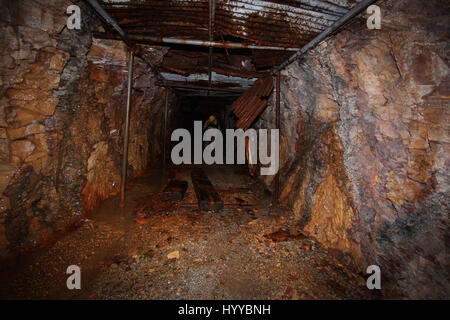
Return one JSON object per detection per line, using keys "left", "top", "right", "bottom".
{"left": 0, "top": 0, "right": 448, "bottom": 301}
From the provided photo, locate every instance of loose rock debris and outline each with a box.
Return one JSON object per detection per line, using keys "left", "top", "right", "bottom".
{"left": 167, "top": 251, "right": 180, "bottom": 260}
{"left": 0, "top": 168, "right": 381, "bottom": 300}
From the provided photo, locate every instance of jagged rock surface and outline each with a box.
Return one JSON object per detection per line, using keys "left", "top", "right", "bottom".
{"left": 254, "top": 0, "right": 449, "bottom": 298}
{"left": 0, "top": 0, "right": 174, "bottom": 255}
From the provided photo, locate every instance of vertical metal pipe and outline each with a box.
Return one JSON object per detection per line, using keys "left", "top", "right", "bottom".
{"left": 162, "top": 89, "right": 169, "bottom": 173}
{"left": 120, "top": 50, "right": 134, "bottom": 207}
{"left": 207, "top": 0, "right": 215, "bottom": 95}
{"left": 274, "top": 71, "right": 281, "bottom": 204}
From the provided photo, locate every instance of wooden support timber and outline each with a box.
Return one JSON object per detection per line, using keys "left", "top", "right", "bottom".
{"left": 162, "top": 180, "right": 188, "bottom": 201}
{"left": 191, "top": 169, "right": 224, "bottom": 212}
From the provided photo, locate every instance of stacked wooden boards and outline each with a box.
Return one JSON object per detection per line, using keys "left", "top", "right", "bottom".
{"left": 229, "top": 76, "right": 274, "bottom": 130}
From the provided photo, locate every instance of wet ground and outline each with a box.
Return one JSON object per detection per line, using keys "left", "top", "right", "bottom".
{"left": 0, "top": 166, "right": 381, "bottom": 299}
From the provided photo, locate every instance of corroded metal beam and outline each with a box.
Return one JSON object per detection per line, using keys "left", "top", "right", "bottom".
{"left": 156, "top": 82, "right": 245, "bottom": 93}
{"left": 86, "top": 0, "right": 127, "bottom": 40}
{"left": 272, "top": 0, "right": 379, "bottom": 73}
{"left": 85, "top": 0, "right": 156, "bottom": 69}
{"left": 93, "top": 33, "right": 300, "bottom": 51}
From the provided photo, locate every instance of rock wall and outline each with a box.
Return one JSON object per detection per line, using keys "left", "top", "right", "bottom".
{"left": 0, "top": 0, "right": 173, "bottom": 257}
{"left": 255, "top": 0, "right": 449, "bottom": 298}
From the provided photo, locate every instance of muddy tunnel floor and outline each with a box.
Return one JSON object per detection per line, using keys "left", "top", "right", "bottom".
{"left": 0, "top": 167, "right": 380, "bottom": 300}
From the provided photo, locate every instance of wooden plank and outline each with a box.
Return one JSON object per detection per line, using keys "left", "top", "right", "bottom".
{"left": 191, "top": 169, "right": 224, "bottom": 211}
{"left": 179, "top": 188, "right": 257, "bottom": 208}
{"left": 161, "top": 180, "right": 188, "bottom": 201}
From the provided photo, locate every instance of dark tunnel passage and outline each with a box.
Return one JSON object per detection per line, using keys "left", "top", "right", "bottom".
{"left": 168, "top": 95, "right": 241, "bottom": 168}
{"left": 173, "top": 96, "right": 234, "bottom": 137}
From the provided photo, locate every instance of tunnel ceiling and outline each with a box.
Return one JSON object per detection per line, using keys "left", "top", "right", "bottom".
{"left": 93, "top": 0, "right": 364, "bottom": 96}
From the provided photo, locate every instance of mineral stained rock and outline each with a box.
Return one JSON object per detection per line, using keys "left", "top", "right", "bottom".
{"left": 254, "top": 0, "right": 449, "bottom": 298}
{"left": 0, "top": 0, "right": 175, "bottom": 254}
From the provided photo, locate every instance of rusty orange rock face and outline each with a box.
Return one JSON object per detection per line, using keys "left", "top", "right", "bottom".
{"left": 254, "top": 0, "right": 449, "bottom": 299}
{"left": 0, "top": 1, "right": 174, "bottom": 256}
